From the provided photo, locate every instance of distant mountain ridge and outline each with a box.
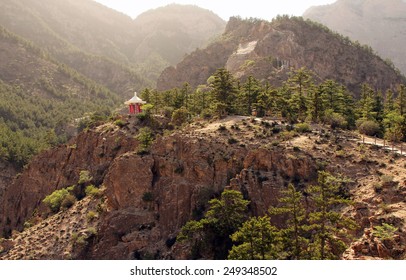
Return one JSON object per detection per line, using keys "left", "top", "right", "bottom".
{"left": 0, "top": 0, "right": 226, "bottom": 87}
{"left": 304, "top": 0, "right": 406, "bottom": 76}
{"left": 157, "top": 16, "right": 405, "bottom": 95}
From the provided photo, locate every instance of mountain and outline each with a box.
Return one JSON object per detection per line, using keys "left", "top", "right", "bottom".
{"left": 1, "top": 115, "right": 405, "bottom": 259}
{"left": 158, "top": 16, "right": 405, "bottom": 94}
{"left": 0, "top": 0, "right": 149, "bottom": 93}
{"left": 304, "top": 0, "right": 406, "bottom": 76}
{"left": 0, "top": 25, "right": 122, "bottom": 167}
{"left": 0, "top": 0, "right": 226, "bottom": 87}
{"left": 132, "top": 4, "right": 226, "bottom": 81}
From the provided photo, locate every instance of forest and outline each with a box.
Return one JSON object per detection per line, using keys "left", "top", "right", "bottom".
{"left": 141, "top": 67, "right": 406, "bottom": 144}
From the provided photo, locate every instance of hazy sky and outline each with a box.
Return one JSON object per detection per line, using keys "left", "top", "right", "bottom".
{"left": 93, "top": 0, "right": 336, "bottom": 20}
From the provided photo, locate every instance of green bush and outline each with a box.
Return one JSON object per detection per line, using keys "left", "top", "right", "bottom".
{"left": 295, "top": 123, "right": 311, "bottom": 133}
{"left": 373, "top": 223, "right": 398, "bottom": 241}
{"left": 357, "top": 120, "right": 381, "bottom": 136}
{"left": 85, "top": 185, "right": 102, "bottom": 198}
{"left": 78, "top": 170, "right": 93, "bottom": 185}
{"left": 86, "top": 211, "right": 98, "bottom": 222}
{"left": 171, "top": 108, "right": 189, "bottom": 126}
{"left": 114, "top": 119, "right": 126, "bottom": 128}
{"left": 324, "top": 111, "right": 348, "bottom": 129}
{"left": 136, "top": 127, "right": 154, "bottom": 154}
{"left": 43, "top": 188, "right": 70, "bottom": 213}
{"left": 61, "top": 194, "right": 76, "bottom": 210}
{"left": 136, "top": 112, "right": 147, "bottom": 121}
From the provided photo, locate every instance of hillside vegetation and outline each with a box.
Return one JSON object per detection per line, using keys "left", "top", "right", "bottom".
{"left": 0, "top": 26, "right": 120, "bottom": 166}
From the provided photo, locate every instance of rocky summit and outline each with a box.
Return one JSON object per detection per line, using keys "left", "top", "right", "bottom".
{"left": 157, "top": 16, "right": 405, "bottom": 95}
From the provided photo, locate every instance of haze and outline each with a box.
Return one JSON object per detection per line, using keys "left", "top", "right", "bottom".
{"left": 93, "top": 0, "right": 336, "bottom": 20}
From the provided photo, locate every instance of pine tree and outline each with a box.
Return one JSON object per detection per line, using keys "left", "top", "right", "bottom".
{"left": 396, "top": 84, "right": 406, "bottom": 116}
{"left": 285, "top": 67, "right": 315, "bottom": 121}
{"left": 306, "top": 172, "right": 356, "bottom": 260}
{"left": 228, "top": 216, "right": 278, "bottom": 260}
{"left": 178, "top": 190, "right": 249, "bottom": 259}
{"left": 239, "top": 76, "right": 261, "bottom": 115}
{"left": 209, "top": 68, "right": 238, "bottom": 116}
{"left": 269, "top": 184, "right": 308, "bottom": 259}
{"left": 358, "top": 84, "right": 377, "bottom": 121}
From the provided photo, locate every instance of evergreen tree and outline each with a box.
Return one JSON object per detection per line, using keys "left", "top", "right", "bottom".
{"left": 358, "top": 84, "right": 376, "bottom": 121}
{"left": 269, "top": 184, "right": 308, "bottom": 259}
{"left": 209, "top": 68, "right": 238, "bottom": 116}
{"left": 396, "top": 84, "right": 406, "bottom": 117}
{"left": 228, "top": 216, "right": 279, "bottom": 260}
{"left": 285, "top": 67, "right": 315, "bottom": 122}
{"left": 306, "top": 171, "right": 356, "bottom": 260}
{"left": 239, "top": 76, "right": 261, "bottom": 115}
{"left": 178, "top": 190, "right": 249, "bottom": 259}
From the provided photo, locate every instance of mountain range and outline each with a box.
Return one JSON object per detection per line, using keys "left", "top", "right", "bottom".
{"left": 304, "top": 0, "right": 406, "bottom": 76}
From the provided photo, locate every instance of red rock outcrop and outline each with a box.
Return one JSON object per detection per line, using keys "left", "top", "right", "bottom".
{"left": 92, "top": 133, "right": 248, "bottom": 259}
{"left": 0, "top": 126, "right": 138, "bottom": 237}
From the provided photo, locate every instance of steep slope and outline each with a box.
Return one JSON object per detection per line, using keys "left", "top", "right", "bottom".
{"left": 157, "top": 16, "right": 405, "bottom": 95}
{"left": 132, "top": 4, "right": 226, "bottom": 81}
{"left": 0, "top": 0, "right": 225, "bottom": 87}
{"left": 133, "top": 4, "right": 225, "bottom": 64}
{"left": 0, "top": 26, "right": 122, "bottom": 167}
{"left": 0, "top": 0, "right": 147, "bottom": 93}
{"left": 304, "top": 0, "right": 406, "bottom": 76}
{"left": 1, "top": 116, "right": 405, "bottom": 259}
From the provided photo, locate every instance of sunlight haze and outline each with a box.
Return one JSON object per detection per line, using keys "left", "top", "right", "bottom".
{"left": 93, "top": 0, "right": 337, "bottom": 20}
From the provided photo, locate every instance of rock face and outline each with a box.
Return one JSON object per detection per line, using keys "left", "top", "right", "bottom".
{"left": 304, "top": 0, "right": 406, "bottom": 76}
{"left": 1, "top": 117, "right": 405, "bottom": 260}
{"left": 157, "top": 16, "right": 405, "bottom": 95}
{"left": 0, "top": 126, "right": 138, "bottom": 237}
{"left": 0, "top": 117, "right": 320, "bottom": 259}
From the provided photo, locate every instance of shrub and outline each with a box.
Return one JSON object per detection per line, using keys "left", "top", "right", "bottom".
{"left": 295, "top": 123, "right": 311, "bottom": 133}
{"left": 114, "top": 119, "right": 126, "bottom": 128}
{"left": 381, "top": 175, "right": 394, "bottom": 184}
{"left": 136, "top": 112, "right": 147, "bottom": 121}
{"left": 85, "top": 185, "right": 102, "bottom": 198}
{"left": 357, "top": 120, "right": 381, "bottom": 136}
{"left": 43, "top": 188, "right": 70, "bottom": 213}
{"left": 86, "top": 227, "right": 97, "bottom": 237}
{"left": 137, "top": 127, "right": 154, "bottom": 152}
{"left": 373, "top": 182, "right": 383, "bottom": 193}
{"left": 324, "top": 110, "right": 347, "bottom": 129}
{"left": 373, "top": 223, "right": 398, "bottom": 241}
{"left": 171, "top": 108, "right": 189, "bottom": 126}
{"left": 228, "top": 137, "right": 238, "bottom": 144}
{"left": 78, "top": 170, "right": 92, "bottom": 185}
{"left": 218, "top": 125, "right": 227, "bottom": 131}
{"left": 60, "top": 194, "right": 76, "bottom": 210}
{"left": 86, "top": 211, "right": 98, "bottom": 222}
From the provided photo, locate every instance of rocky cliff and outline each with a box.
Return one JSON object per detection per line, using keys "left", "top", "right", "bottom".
{"left": 157, "top": 16, "right": 405, "bottom": 95}
{"left": 304, "top": 0, "right": 406, "bottom": 76}
{"left": 1, "top": 116, "right": 405, "bottom": 259}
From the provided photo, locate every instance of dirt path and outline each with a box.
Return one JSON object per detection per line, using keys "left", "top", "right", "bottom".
{"left": 357, "top": 135, "right": 405, "bottom": 156}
